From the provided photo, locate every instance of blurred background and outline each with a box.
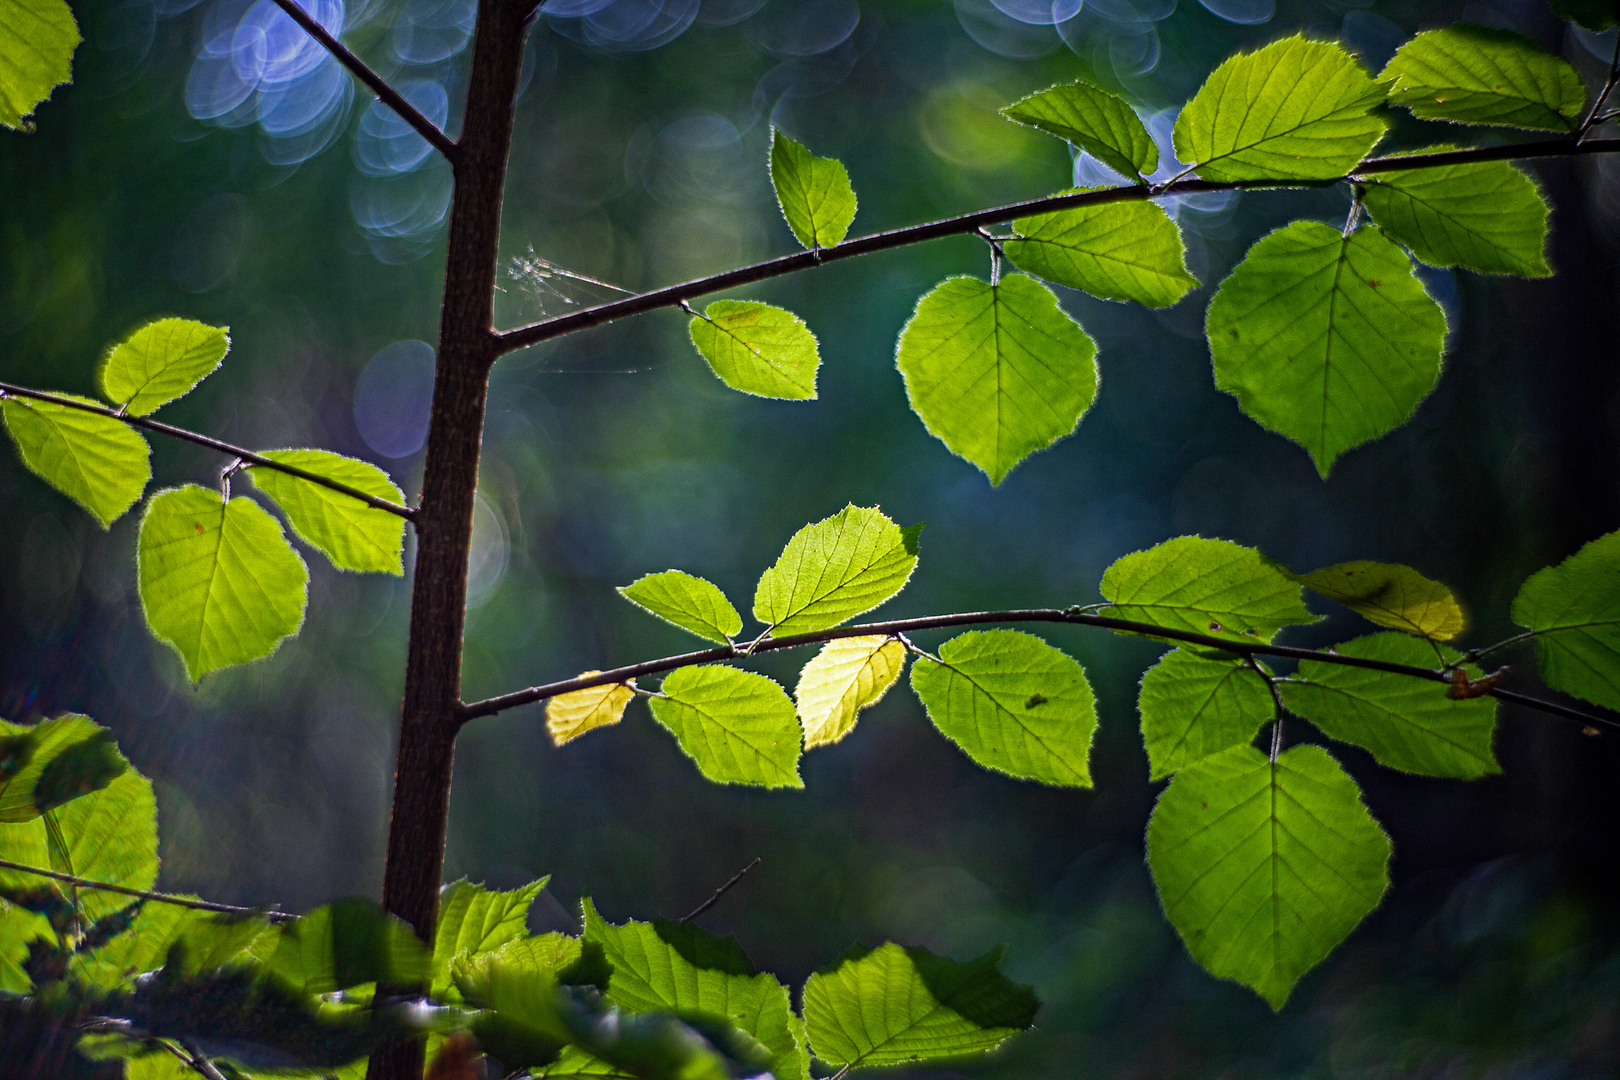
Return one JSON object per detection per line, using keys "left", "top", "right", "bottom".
{"left": 5, "top": 0, "right": 1620, "bottom": 1073}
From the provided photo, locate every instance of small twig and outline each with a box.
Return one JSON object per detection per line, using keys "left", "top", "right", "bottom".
{"left": 680, "top": 858, "right": 761, "bottom": 923}
{"left": 0, "top": 857, "right": 297, "bottom": 922}
{"left": 180, "top": 1041, "right": 231, "bottom": 1080}
{"left": 1581, "top": 30, "right": 1620, "bottom": 139}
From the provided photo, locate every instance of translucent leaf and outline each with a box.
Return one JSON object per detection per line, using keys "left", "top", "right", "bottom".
{"left": 0, "top": 902, "right": 48, "bottom": 992}
{"left": 534, "top": 1048, "right": 639, "bottom": 1080}
{"left": 137, "top": 485, "right": 309, "bottom": 682}
{"left": 769, "top": 130, "right": 857, "bottom": 250}
{"left": 1173, "top": 36, "right": 1385, "bottom": 182}
{"left": 648, "top": 666, "right": 802, "bottom": 788}
{"left": 453, "top": 930, "right": 583, "bottom": 1004}
{"left": 1361, "top": 151, "right": 1550, "bottom": 277}
{"left": 547, "top": 673, "right": 636, "bottom": 748}
{"left": 71, "top": 902, "right": 199, "bottom": 990}
{"left": 795, "top": 635, "right": 907, "bottom": 750}
{"left": 753, "top": 505, "right": 920, "bottom": 636}
{"left": 245, "top": 449, "right": 406, "bottom": 575}
{"left": 999, "top": 82, "right": 1157, "bottom": 181}
{"left": 910, "top": 630, "right": 1096, "bottom": 787}
{"left": 1138, "top": 649, "right": 1274, "bottom": 780}
{"left": 435, "top": 877, "right": 548, "bottom": 988}
{"left": 619, "top": 570, "right": 742, "bottom": 644}
{"left": 98, "top": 318, "right": 229, "bottom": 416}
{"left": 896, "top": 274, "right": 1097, "bottom": 485}
{"left": 1282, "top": 632, "right": 1498, "bottom": 778}
{"left": 1099, "top": 536, "right": 1319, "bottom": 643}
{"left": 1207, "top": 221, "right": 1448, "bottom": 477}
{"left": 582, "top": 898, "right": 810, "bottom": 1080}
{"left": 801, "top": 942, "right": 1038, "bottom": 1067}
{"left": 0, "top": 714, "right": 127, "bottom": 822}
{"left": 688, "top": 300, "right": 819, "bottom": 400}
{"left": 1512, "top": 529, "right": 1620, "bottom": 711}
{"left": 1295, "top": 560, "right": 1466, "bottom": 640}
{"left": 1380, "top": 25, "right": 1586, "bottom": 132}
{"left": 269, "top": 896, "right": 432, "bottom": 995}
{"left": 1, "top": 393, "right": 150, "bottom": 527}
{"left": 1004, "top": 197, "right": 1197, "bottom": 308}
{"left": 0, "top": 0, "right": 79, "bottom": 130}
{"left": 1146, "top": 744, "right": 1390, "bottom": 1010}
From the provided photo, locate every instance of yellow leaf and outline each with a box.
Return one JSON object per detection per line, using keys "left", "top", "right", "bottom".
{"left": 1297, "top": 561, "right": 1466, "bottom": 641}
{"left": 795, "top": 636, "right": 907, "bottom": 750}
{"left": 546, "top": 672, "right": 635, "bottom": 747}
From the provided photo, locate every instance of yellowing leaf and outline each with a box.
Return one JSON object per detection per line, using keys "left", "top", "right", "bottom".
{"left": 547, "top": 673, "right": 636, "bottom": 747}
{"left": 795, "top": 636, "right": 907, "bottom": 749}
{"left": 1296, "top": 560, "right": 1466, "bottom": 640}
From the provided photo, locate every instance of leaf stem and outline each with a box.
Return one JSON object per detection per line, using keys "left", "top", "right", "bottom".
{"left": 0, "top": 856, "right": 298, "bottom": 922}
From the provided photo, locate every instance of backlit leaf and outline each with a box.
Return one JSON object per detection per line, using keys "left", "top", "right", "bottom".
{"left": 547, "top": 673, "right": 636, "bottom": 748}
{"left": 1005, "top": 197, "right": 1197, "bottom": 308}
{"left": 770, "top": 130, "right": 857, "bottom": 250}
{"left": 1146, "top": 744, "right": 1391, "bottom": 1009}
{"left": 1207, "top": 221, "right": 1448, "bottom": 477}
{"left": 138, "top": 485, "right": 309, "bottom": 681}
{"left": 0, "top": 0, "right": 79, "bottom": 130}
{"left": 619, "top": 570, "right": 742, "bottom": 644}
{"left": 1512, "top": 529, "right": 1620, "bottom": 711}
{"left": 245, "top": 449, "right": 406, "bottom": 575}
{"left": 1295, "top": 560, "right": 1466, "bottom": 640}
{"left": 753, "top": 505, "right": 920, "bottom": 636}
{"left": 802, "top": 942, "right": 1038, "bottom": 1067}
{"left": 1361, "top": 152, "right": 1551, "bottom": 277}
{"left": 910, "top": 630, "right": 1096, "bottom": 787}
{"left": 648, "top": 666, "right": 802, "bottom": 788}
{"left": 71, "top": 902, "right": 199, "bottom": 990}
{"left": 269, "top": 896, "right": 431, "bottom": 995}
{"left": 689, "top": 300, "right": 819, "bottom": 400}
{"left": 1282, "top": 632, "right": 1498, "bottom": 778}
{"left": 1099, "top": 536, "right": 1318, "bottom": 643}
{"left": 1173, "top": 36, "right": 1385, "bottom": 183}
{"left": 1380, "top": 25, "right": 1586, "bottom": 132}
{"left": 795, "top": 636, "right": 907, "bottom": 750}
{"left": 1138, "top": 649, "right": 1274, "bottom": 780}
{"left": 435, "top": 878, "right": 548, "bottom": 987}
{"left": 896, "top": 274, "right": 1097, "bottom": 485}
{"left": 999, "top": 82, "right": 1157, "bottom": 181}
{"left": 98, "top": 318, "right": 229, "bottom": 416}
{"left": 1, "top": 393, "right": 150, "bottom": 527}
{"left": 0, "top": 902, "right": 48, "bottom": 992}
{"left": 0, "top": 714, "right": 126, "bottom": 822}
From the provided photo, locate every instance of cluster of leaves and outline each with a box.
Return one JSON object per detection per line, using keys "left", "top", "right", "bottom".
{"left": 0, "top": 720, "right": 1037, "bottom": 1078}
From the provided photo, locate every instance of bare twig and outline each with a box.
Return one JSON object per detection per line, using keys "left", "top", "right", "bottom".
{"left": 1581, "top": 30, "right": 1620, "bottom": 139}
{"left": 181, "top": 1042, "right": 231, "bottom": 1080}
{"left": 680, "top": 857, "right": 761, "bottom": 923}
{"left": 0, "top": 856, "right": 298, "bottom": 923}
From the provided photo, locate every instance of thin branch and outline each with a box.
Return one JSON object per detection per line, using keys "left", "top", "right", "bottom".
{"left": 266, "top": 0, "right": 459, "bottom": 162}
{"left": 0, "top": 382, "right": 416, "bottom": 521}
{"left": 1581, "top": 29, "right": 1620, "bottom": 139}
{"left": 180, "top": 1042, "right": 231, "bottom": 1080}
{"left": 0, "top": 856, "right": 298, "bottom": 923}
{"left": 456, "top": 608, "right": 1620, "bottom": 735}
{"left": 679, "top": 857, "right": 760, "bottom": 923}
{"left": 494, "top": 138, "right": 1620, "bottom": 355}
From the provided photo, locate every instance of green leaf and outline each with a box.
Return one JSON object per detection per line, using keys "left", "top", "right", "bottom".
{"left": 1207, "top": 221, "right": 1448, "bottom": 477}
{"left": 688, "top": 300, "right": 819, "bottom": 400}
{"left": 1281, "top": 632, "right": 1498, "bottom": 779}
{"left": 1, "top": 393, "right": 151, "bottom": 527}
{"left": 547, "top": 672, "right": 636, "bottom": 748}
{"left": 769, "top": 130, "right": 857, "bottom": 250}
{"left": 1361, "top": 151, "right": 1551, "bottom": 277}
{"left": 1138, "top": 649, "right": 1274, "bottom": 780}
{"left": 0, "top": 0, "right": 79, "bottom": 130}
{"left": 1295, "top": 560, "right": 1467, "bottom": 640}
{"left": 1512, "top": 529, "right": 1620, "bottom": 711}
{"left": 583, "top": 899, "right": 810, "bottom": 1080}
{"left": 1173, "top": 35, "right": 1385, "bottom": 183}
{"left": 435, "top": 877, "right": 548, "bottom": 988}
{"left": 0, "top": 902, "right": 49, "bottom": 992}
{"left": 801, "top": 942, "right": 1038, "bottom": 1067}
{"left": 648, "top": 666, "right": 802, "bottom": 788}
{"left": 753, "top": 505, "right": 921, "bottom": 636}
{"left": 999, "top": 82, "right": 1157, "bottom": 181}
{"left": 269, "top": 896, "right": 432, "bottom": 995}
{"left": 0, "top": 714, "right": 127, "bottom": 822}
{"left": 97, "top": 319, "right": 229, "bottom": 416}
{"left": 1004, "top": 197, "right": 1197, "bottom": 308}
{"left": 137, "top": 485, "right": 309, "bottom": 682}
{"left": 896, "top": 274, "right": 1097, "bottom": 485}
{"left": 1551, "top": 0, "right": 1617, "bottom": 30}
{"left": 453, "top": 931, "right": 583, "bottom": 1007}
{"left": 244, "top": 450, "right": 406, "bottom": 575}
{"left": 1146, "top": 743, "right": 1391, "bottom": 1010}
{"left": 620, "top": 570, "right": 742, "bottom": 644}
{"left": 1099, "top": 536, "right": 1319, "bottom": 643}
{"left": 910, "top": 630, "right": 1096, "bottom": 787}
{"left": 795, "top": 636, "right": 908, "bottom": 750}
{"left": 1380, "top": 25, "right": 1586, "bottom": 132}
{"left": 71, "top": 902, "right": 199, "bottom": 990}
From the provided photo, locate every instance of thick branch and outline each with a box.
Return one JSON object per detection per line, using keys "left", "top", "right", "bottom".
{"left": 267, "top": 0, "right": 459, "bottom": 162}
{"left": 495, "top": 137, "right": 1620, "bottom": 355}
{"left": 0, "top": 382, "right": 416, "bottom": 520}
{"left": 0, "top": 856, "right": 297, "bottom": 922}
{"left": 456, "top": 608, "right": 1620, "bottom": 734}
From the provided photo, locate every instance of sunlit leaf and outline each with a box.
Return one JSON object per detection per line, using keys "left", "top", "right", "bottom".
{"left": 1, "top": 393, "right": 150, "bottom": 527}
{"left": 0, "top": 901, "right": 48, "bottom": 992}
{"left": 619, "top": 570, "right": 742, "bottom": 644}
{"left": 753, "top": 505, "right": 920, "bottom": 636}
{"left": 648, "top": 666, "right": 802, "bottom": 788}
{"left": 1138, "top": 649, "right": 1273, "bottom": 780}
{"left": 1099, "top": 536, "right": 1318, "bottom": 643}
{"left": 1174, "top": 35, "right": 1385, "bottom": 182}
{"left": 1512, "top": 529, "right": 1620, "bottom": 711}
{"left": 689, "top": 300, "right": 819, "bottom": 400}
{"left": 1380, "top": 25, "right": 1586, "bottom": 132}
{"left": 1146, "top": 744, "right": 1390, "bottom": 1010}
{"left": 435, "top": 877, "right": 548, "bottom": 989}
{"left": 1295, "top": 560, "right": 1466, "bottom": 640}
{"left": 1207, "top": 221, "right": 1448, "bottom": 477}
{"left": 795, "top": 635, "right": 907, "bottom": 750}
{"left": 547, "top": 673, "right": 637, "bottom": 748}
{"left": 770, "top": 130, "right": 857, "bottom": 249}
{"left": 910, "top": 630, "right": 1096, "bottom": 787}
{"left": 138, "top": 485, "right": 309, "bottom": 681}
{"left": 0, "top": 0, "right": 79, "bottom": 130}
{"left": 245, "top": 449, "right": 406, "bottom": 575}
{"left": 1361, "top": 151, "right": 1551, "bottom": 277}
{"left": 897, "top": 274, "right": 1097, "bottom": 485}
{"left": 98, "top": 318, "right": 229, "bottom": 416}
{"left": 269, "top": 896, "right": 431, "bottom": 995}
{"left": 999, "top": 82, "right": 1157, "bottom": 181}
{"left": 0, "top": 714, "right": 127, "bottom": 822}
{"left": 1005, "top": 197, "right": 1197, "bottom": 308}
{"left": 71, "top": 902, "right": 199, "bottom": 990}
